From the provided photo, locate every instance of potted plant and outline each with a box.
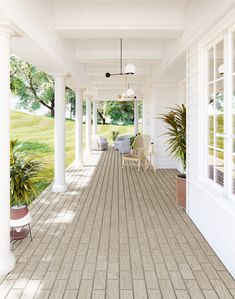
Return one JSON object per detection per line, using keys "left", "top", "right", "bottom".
{"left": 10, "top": 139, "right": 41, "bottom": 239}
{"left": 111, "top": 130, "right": 119, "bottom": 142}
{"left": 159, "top": 104, "right": 186, "bottom": 208}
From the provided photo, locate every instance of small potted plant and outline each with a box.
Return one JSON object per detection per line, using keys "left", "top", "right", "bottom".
{"left": 111, "top": 131, "right": 119, "bottom": 142}
{"left": 159, "top": 104, "right": 186, "bottom": 208}
{"left": 10, "top": 140, "right": 41, "bottom": 239}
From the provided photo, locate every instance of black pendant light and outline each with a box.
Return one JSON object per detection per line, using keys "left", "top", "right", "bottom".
{"left": 105, "top": 38, "right": 135, "bottom": 78}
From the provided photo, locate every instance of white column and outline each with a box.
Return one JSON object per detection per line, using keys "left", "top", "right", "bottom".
{"left": 52, "top": 74, "right": 67, "bottom": 193}
{"left": 75, "top": 89, "right": 84, "bottom": 166}
{"left": 134, "top": 100, "right": 139, "bottom": 135}
{"left": 93, "top": 100, "right": 97, "bottom": 135}
{"left": 0, "top": 28, "right": 15, "bottom": 275}
{"left": 86, "top": 96, "right": 92, "bottom": 152}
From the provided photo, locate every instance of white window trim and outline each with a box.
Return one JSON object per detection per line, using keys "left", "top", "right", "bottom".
{"left": 199, "top": 25, "right": 235, "bottom": 202}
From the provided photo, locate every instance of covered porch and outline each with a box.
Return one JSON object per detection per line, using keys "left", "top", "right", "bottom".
{"left": 1, "top": 0, "right": 235, "bottom": 297}
{"left": 1, "top": 149, "right": 234, "bottom": 298}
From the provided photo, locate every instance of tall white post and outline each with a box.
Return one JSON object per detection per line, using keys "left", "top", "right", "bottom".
{"left": 75, "top": 89, "right": 84, "bottom": 166}
{"left": 0, "top": 28, "right": 15, "bottom": 275}
{"left": 86, "top": 96, "right": 92, "bottom": 152}
{"left": 93, "top": 100, "right": 97, "bottom": 135}
{"left": 134, "top": 100, "right": 139, "bottom": 136}
{"left": 52, "top": 74, "right": 67, "bottom": 193}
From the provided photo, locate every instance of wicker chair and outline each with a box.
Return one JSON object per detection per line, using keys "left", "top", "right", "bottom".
{"left": 122, "top": 135, "right": 151, "bottom": 171}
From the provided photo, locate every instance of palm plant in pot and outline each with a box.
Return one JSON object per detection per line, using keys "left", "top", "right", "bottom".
{"left": 159, "top": 104, "right": 186, "bottom": 208}
{"left": 10, "top": 139, "right": 41, "bottom": 239}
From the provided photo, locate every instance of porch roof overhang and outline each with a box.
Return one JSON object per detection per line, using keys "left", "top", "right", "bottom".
{"left": 0, "top": 0, "right": 189, "bottom": 100}
{"left": 0, "top": 0, "right": 234, "bottom": 99}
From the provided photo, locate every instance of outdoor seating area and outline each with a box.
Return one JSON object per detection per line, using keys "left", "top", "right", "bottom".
{"left": 1, "top": 1, "right": 235, "bottom": 296}
{"left": 1, "top": 149, "right": 235, "bottom": 299}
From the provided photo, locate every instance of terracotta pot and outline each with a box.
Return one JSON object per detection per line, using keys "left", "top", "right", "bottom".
{"left": 176, "top": 176, "right": 186, "bottom": 208}
{"left": 10, "top": 206, "right": 28, "bottom": 220}
{"left": 10, "top": 206, "right": 32, "bottom": 241}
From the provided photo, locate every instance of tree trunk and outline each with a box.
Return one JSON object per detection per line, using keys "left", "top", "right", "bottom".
{"left": 51, "top": 98, "right": 55, "bottom": 118}
{"left": 98, "top": 111, "right": 106, "bottom": 125}
{"left": 50, "top": 108, "right": 55, "bottom": 118}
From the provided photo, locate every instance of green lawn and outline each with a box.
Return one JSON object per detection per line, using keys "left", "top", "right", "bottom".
{"left": 11, "top": 110, "right": 135, "bottom": 194}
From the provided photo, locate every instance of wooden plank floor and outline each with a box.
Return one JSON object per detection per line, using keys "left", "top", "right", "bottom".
{"left": 1, "top": 148, "right": 235, "bottom": 299}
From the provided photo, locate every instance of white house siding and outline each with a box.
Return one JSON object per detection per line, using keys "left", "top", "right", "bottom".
{"left": 187, "top": 41, "right": 235, "bottom": 278}
{"left": 143, "top": 81, "right": 185, "bottom": 171}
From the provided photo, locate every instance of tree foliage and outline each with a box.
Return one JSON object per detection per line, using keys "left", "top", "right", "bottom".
{"left": 10, "top": 55, "right": 75, "bottom": 118}
{"left": 10, "top": 56, "right": 142, "bottom": 124}
{"left": 109, "top": 101, "right": 134, "bottom": 124}
{"left": 10, "top": 55, "right": 56, "bottom": 117}
{"left": 65, "top": 87, "right": 76, "bottom": 119}
{"left": 98, "top": 101, "right": 135, "bottom": 125}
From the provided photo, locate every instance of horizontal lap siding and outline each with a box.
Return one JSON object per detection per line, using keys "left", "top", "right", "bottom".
{"left": 144, "top": 82, "right": 183, "bottom": 170}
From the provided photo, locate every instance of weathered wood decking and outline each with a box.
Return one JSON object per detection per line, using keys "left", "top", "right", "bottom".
{"left": 0, "top": 148, "right": 235, "bottom": 299}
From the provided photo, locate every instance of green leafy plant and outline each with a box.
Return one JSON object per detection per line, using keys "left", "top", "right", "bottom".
{"left": 159, "top": 104, "right": 186, "bottom": 175}
{"left": 130, "top": 133, "right": 141, "bottom": 148}
{"left": 10, "top": 139, "right": 42, "bottom": 207}
{"left": 111, "top": 131, "right": 119, "bottom": 141}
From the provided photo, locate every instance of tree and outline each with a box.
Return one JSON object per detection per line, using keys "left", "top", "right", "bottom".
{"left": 10, "top": 55, "right": 56, "bottom": 117}
{"left": 65, "top": 87, "right": 76, "bottom": 119}
{"left": 96, "top": 101, "right": 107, "bottom": 124}
{"left": 10, "top": 55, "right": 76, "bottom": 118}
{"left": 106, "top": 101, "right": 134, "bottom": 125}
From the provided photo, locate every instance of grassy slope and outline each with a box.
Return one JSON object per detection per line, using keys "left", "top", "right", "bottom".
{"left": 11, "top": 110, "right": 134, "bottom": 193}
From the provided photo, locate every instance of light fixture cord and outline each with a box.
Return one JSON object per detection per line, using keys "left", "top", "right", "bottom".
{"left": 120, "top": 38, "right": 123, "bottom": 74}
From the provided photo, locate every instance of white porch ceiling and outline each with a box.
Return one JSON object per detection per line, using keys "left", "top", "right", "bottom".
{"left": 47, "top": 0, "right": 188, "bottom": 100}
{"left": 0, "top": 0, "right": 190, "bottom": 100}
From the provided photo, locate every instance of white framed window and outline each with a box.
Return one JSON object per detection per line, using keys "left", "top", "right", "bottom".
{"left": 205, "top": 26, "right": 235, "bottom": 200}
{"left": 230, "top": 29, "right": 235, "bottom": 196}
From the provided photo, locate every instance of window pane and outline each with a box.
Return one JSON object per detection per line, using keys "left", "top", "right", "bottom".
{"left": 208, "top": 148, "right": 214, "bottom": 180}
{"left": 208, "top": 47, "right": 214, "bottom": 82}
{"left": 215, "top": 40, "right": 224, "bottom": 79}
{"left": 216, "top": 114, "right": 224, "bottom": 134}
{"left": 216, "top": 115, "right": 224, "bottom": 150}
{"left": 233, "top": 77, "right": 235, "bottom": 136}
{"left": 208, "top": 83, "right": 214, "bottom": 112}
{"left": 215, "top": 79, "right": 224, "bottom": 112}
{"left": 216, "top": 150, "right": 224, "bottom": 186}
{"left": 216, "top": 136, "right": 224, "bottom": 150}
{"left": 233, "top": 156, "right": 235, "bottom": 194}
{"left": 233, "top": 32, "right": 235, "bottom": 73}
{"left": 233, "top": 76, "right": 235, "bottom": 113}
{"left": 209, "top": 115, "right": 214, "bottom": 146}
{"left": 232, "top": 114, "right": 235, "bottom": 137}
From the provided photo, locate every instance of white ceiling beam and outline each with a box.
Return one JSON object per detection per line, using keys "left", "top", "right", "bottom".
{"left": 95, "top": 82, "right": 141, "bottom": 89}
{"left": 56, "top": 28, "right": 184, "bottom": 39}
{"left": 0, "top": 1, "right": 97, "bottom": 95}
{"left": 91, "top": 76, "right": 145, "bottom": 84}
{"left": 74, "top": 38, "right": 163, "bottom": 61}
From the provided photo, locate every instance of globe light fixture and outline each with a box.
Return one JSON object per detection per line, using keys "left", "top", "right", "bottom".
{"left": 105, "top": 38, "right": 135, "bottom": 77}
{"left": 125, "top": 64, "right": 135, "bottom": 75}
{"left": 126, "top": 88, "right": 134, "bottom": 97}
{"left": 218, "top": 64, "right": 224, "bottom": 75}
